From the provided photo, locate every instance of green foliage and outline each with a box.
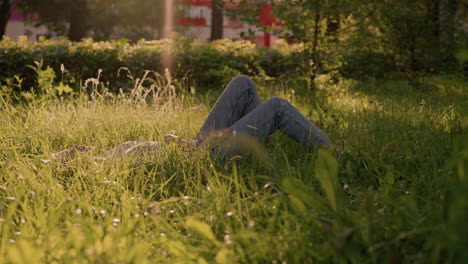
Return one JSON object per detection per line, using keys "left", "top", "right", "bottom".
{"left": 0, "top": 37, "right": 306, "bottom": 94}
{"left": 185, "top": 217, "right": 219, "bottom": 245}
{"left": 24, "top": 60, "right": 72, "bottom": 99}
{"left": 339, "top": 51, "right": 397, "bottom": 79}
{"left": 232, "top": 0, "right": 467, "bottom": 81}
{"left": 314, "top": 149, "right": 343, "bottom": 212}
{"left": 26, "top": 60, "right": 56, "bottom": 94}
{"left": 87, "top": 0, "right": 166, "bottom": 41}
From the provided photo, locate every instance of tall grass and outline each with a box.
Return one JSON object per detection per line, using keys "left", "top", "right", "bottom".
{"left": 0, "top": 69, "right": 467, "bottom": 263}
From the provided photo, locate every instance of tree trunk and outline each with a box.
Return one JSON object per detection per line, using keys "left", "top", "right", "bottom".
{"left": 439, "top": 0, "right": 457, "bottom": 57}
{"left": 409, "top": 35, "right": 417, "bottom": 71}
{"left": 155, "top": 0, "right": 165, "bottom": 39}
{"left": 210, "top": 0, "right": 223, "bottom": 41}
{"left": 68, "top": 0, "right": 88, "bottom": 41}
{"left": 0, "top": 0, "right": 11, "bottom": 37}
{"left": 428, "top": 0, "right": 441, "bottom": 55}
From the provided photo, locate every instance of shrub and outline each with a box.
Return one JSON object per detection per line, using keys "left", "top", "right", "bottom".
{"left": 339, "top": 51, "right": 398, "bottom": 80}
{"left": 0, "top": 37, "right": 306, "bottom": 93}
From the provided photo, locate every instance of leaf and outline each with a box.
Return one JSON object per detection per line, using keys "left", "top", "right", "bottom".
{"left": 55, "top": 82, "right": 73, "bottom": 95}
{"left": 229, "top": 132, "right": 274, "bottom": 171}
{"left": 288, "top": 195, "right": 308, "bottom": 214}
{"left": 281, "top": 177, "right": 328, "bottom": 212}
{"left": 185, "top": 217, "right": 219, "bottom": 245}
{"left": 215, "top": 247, "right": 230, "bottom": 264}
{"left": 197, "top": 258, "right": 210, "bottom": 264}
{"left": 383, "top": 171, "right": 395, "bottom": 186}
{"left": 166, "top": 240, "right": 191, "bottom": 258}
{"left": 201, "top": 129, "right": 274, "bottom": 170}
{"left": 314, "top": 149, "right": 343, "bottom": 212}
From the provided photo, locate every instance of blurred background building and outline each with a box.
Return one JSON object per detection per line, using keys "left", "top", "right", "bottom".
{"left": 3, "top": 0, "right": 282, "bottom": 47}
{"left": 5, "top": 10, "right": 48, "bottom": 40}
{"left": 177, "top": 0, "right": 282, "bottom": 47}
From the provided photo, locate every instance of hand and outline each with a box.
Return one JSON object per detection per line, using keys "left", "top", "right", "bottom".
{"left": 327, "top": 144, "right": 344, "bottom": 159}
{"left": 163, "top": 134, "right": 197, "bottom": 150}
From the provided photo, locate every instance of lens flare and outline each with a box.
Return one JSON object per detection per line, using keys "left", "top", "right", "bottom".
{"left": 162, "top": 0, "right": 174, "bottom": 71}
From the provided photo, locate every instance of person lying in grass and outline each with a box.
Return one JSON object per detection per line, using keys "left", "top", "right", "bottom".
{"left": 51, "top": 75, "right": 332, "bottom": 166}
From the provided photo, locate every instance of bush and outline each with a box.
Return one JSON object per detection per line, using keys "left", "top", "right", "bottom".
{"left": 0, "top": 37, "right": 305, "bottom": 93}
{"left": 339, "top": 51, "right": 398, "bottom": 80}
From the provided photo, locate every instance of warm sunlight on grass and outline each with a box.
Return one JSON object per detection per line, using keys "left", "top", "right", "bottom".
{"left": 1, "top": 68, "right": 466, "bottom": 262}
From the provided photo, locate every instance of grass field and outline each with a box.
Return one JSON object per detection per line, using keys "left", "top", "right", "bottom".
{"left": 0, "top": 72, "right": 467, "bottom": 263}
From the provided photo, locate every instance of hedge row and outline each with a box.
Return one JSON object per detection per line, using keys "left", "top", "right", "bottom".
{"left": 0, "top": 37, "right": 306, "bottom": 92}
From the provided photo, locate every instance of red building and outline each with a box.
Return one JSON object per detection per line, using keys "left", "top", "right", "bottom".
{"left": 178, "top": 0, "right": 283, "bottom": 47}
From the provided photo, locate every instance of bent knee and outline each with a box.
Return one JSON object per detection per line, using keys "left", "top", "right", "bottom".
{"left": 230, "top": 75, "right": 254, "bottom": 87}
{"left": 233, "top": 75, "right": 252, "bottom": 82}
{"left": 265, "top": 96, "right": 289, "bottom": 107}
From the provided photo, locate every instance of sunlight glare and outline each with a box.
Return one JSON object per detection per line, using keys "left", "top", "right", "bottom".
{"left": 162, "top": 0, "right": 174, "bottom": 70}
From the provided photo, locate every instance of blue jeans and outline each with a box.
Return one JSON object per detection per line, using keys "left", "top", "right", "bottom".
{"left": 196, "top": 75, "right": 331, "bottom": 156}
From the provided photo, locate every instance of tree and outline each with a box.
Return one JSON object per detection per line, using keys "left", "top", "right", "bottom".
{"left": 16, "top": 0, "right": 89, "bottom": 41}
{"left": 88, "top": 0, "right": 166, "bottom": 41}
{"left": 15, "top": 0, "right": 166, "bottom": 41}
{"left": 211, "top": 0, "right": 224, "bottom": 41}
{"left": 234, "top": 0, "right": 466, "bottom": 81}
{"left": 68, "top": 0, "right": 89, "bottom": 41}
{"left": 367, "top": 0, "right": 458, "bottom": 72}
{"left": 271, "top": 0, "right": 352, "bottom": 91}
{"left": 0, "top": 0, "right": 11, "bottom": 37}
{"left": 229, "top": 0, "right": 365, "bottom": 91}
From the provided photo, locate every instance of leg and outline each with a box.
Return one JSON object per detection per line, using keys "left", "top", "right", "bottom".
{"left": 196, "top": 75, "right": 261, "bottom": 142}
{"left": 218, "top": 97, "right": 331, "bottom": 155}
